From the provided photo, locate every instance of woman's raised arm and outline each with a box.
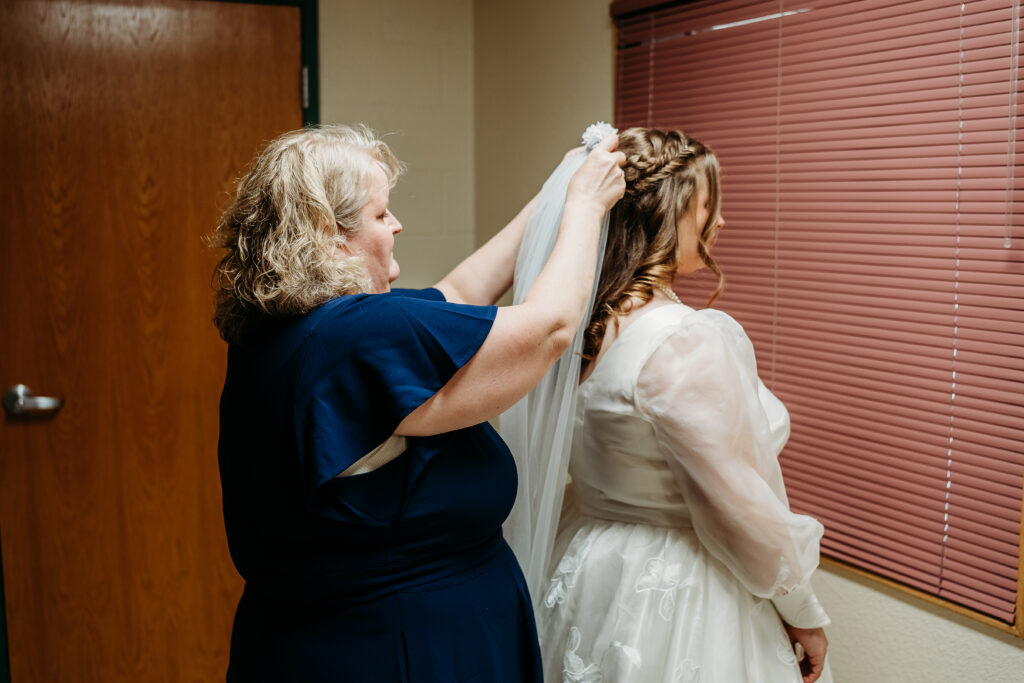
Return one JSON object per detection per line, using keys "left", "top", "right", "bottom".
{"left": 433, "top": 193, "right": 538, "bottom": 306}
{"left": 435, "top": 147, "right": 587, "bottom": 306}
{"left": 396, "top": 136, "right": 624, "bottom": 436}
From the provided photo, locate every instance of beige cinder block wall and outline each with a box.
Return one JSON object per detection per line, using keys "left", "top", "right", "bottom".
{"left": 473, "top": 0, "right": 615, "bottom": 249}
{"left": 815, "top": 567, "right": 1024, "bottom": 682}
{"left": 319, "top": 0, "right": 475, "bottom": 288}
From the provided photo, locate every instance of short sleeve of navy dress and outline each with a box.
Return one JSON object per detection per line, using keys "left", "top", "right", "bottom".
{"left": 218, "top": 288, "right": 542, "bottom": 683}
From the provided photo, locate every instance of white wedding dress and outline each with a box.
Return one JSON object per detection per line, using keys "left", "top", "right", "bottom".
{"left": 538, "top": 302, "right": 833, "bottom": 683}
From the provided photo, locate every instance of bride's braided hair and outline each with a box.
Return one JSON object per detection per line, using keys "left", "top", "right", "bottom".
{"left": 582, "top": 127, "right": 724, "bottom": 361}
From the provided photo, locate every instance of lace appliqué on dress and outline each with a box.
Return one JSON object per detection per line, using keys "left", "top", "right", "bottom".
{"left": 545, "top": 537, "right": 593, "bottom": 608}
{"left": 776, "top": 641, "right": 799, "bottom": 668}
{"left": 563, "top": 627, "right": 602, "bottom": 683}
{"left": 562, "top": 626, "right": 645, "bottom": 683}
{"left": 673, "top": 659, "right": 701, "bottom": 683}
{"left": 634, "top": 556, "right": 696, "bottom": 621}
{"left": 608, "top": 640, "right": 642, "bottom": 670}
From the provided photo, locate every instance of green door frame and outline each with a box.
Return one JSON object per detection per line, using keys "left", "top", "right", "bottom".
{"left": 0, "top": 537, "right": 8, "bottom": 683}
{"left": 0, "top": 2, "right": 318, "bottom": 681}
{"left": 222, "top": 0, "right": 321, "bottom": 126}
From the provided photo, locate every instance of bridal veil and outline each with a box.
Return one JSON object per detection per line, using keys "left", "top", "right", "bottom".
{"left": 499, "top": 123, "right": 614, "bottom": 607}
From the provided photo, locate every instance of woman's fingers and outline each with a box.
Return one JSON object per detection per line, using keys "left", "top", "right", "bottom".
{"left": 800, "top": 643, "right": 825, "bottom": 683}
{"left": 785, "top": 624, "right": 828, "bottom": 683}
{"left": 567, "top": 134, "right": 626, "bottom": 212}
{"left": 594, "top": 132, "right": 620, "bottom": 153}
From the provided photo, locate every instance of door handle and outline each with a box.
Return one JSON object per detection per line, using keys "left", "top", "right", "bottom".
{"left": 3, "top": 384, "right": 65, "bottom": 418}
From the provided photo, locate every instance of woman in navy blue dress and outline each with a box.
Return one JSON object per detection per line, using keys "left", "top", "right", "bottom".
{"left": 209, "top": 124, "right": 625, "bottom": 682}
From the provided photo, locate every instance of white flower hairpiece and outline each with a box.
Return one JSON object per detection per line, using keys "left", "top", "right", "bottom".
{"left": 581, "top": 121, "right": 618, "bottom": 151}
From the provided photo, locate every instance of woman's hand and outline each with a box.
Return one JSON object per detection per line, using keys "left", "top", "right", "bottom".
{"left": 565, "top": 134, "right": 626, "bottom": 215}
{"left": 784, "top": 624, "right": 828, "bottom": 683}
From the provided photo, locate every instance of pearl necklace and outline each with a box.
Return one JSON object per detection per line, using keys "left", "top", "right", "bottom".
{"left": 655, "top": 284, "right": 682, "bottom": 305}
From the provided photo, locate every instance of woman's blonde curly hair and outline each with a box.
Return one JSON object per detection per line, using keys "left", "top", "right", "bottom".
{"left": 582, "top": 127, "right": 724, "bottom": 360}
{"left": 209, "top": 124, "right": 403, "bottom": 344}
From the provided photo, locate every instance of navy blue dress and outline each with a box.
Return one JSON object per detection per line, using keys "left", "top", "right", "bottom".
{"left": 218, "top": 288, "right": 542, "bottom": 682}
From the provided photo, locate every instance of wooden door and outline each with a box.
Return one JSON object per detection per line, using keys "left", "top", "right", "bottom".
{"left": 0, "top": 1, "right": 304, "bottom": 680}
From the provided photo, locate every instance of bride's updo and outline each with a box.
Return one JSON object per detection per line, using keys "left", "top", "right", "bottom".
{"left": 582, "top": 127, "right": 724, "bottom": 361}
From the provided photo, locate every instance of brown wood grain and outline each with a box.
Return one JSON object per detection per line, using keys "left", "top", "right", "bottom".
{"left": 0, "top": 0, "right": 304, "bottom": 680}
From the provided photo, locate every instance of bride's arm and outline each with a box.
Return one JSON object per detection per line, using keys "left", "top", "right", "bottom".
{"left": 636, "top": 311, "right": 830, "bottom": 630}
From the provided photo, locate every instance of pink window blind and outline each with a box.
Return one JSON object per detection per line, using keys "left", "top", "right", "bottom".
{"left": 612, "top": 0, "right": 1024, "bottom": 624}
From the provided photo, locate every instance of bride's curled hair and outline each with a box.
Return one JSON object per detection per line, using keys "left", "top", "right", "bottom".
{"left": 582, "top": 127, "right": 724, "bottom": 360}
{"left": 209, "top": 124, "right": 403, "bottom": 345}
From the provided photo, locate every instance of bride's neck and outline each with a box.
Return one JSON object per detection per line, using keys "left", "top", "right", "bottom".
{"left": 580, "top": 294, "right": 674, "bottom": 383}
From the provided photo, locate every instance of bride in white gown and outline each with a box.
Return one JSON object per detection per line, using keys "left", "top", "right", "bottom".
{"left": 536, "top": 128, "right": 832, "bottom": 683}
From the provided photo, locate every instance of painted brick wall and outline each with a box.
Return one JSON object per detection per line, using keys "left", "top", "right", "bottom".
{"left": 320, "top": 0, "right": 475, "bottom": 289}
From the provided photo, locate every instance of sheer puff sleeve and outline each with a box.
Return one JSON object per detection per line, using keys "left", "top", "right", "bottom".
{"left": 292, "top": 291, "right": 496, "bottom": 523}
{"left": 636, "top": 309, "right": 830, "bottom": 628}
